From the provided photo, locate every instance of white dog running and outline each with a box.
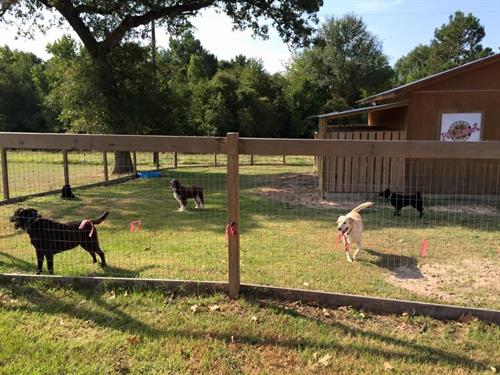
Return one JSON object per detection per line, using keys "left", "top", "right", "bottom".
{"left": 336, "top": 202, "right": 374, "bottom": 262}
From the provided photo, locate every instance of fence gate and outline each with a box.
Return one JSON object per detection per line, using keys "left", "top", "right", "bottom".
{"left": 323, "top": 129, "right": 406, "bottom": 194}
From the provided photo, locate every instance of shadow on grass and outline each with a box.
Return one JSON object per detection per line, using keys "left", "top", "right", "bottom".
{"left": 0, "top": 251, "right": 154, "bottom": 278}
{"left": 90, "top": 264, "right": 156, "bottom": 278}
{"left": 0, "top": 281, "right": 488, "bottom": 372}
{"left": 0, "top": 282, "right": 163, "bottom": 337}
{"left": 249, "top": 299, "right": 488, "bottom": 371}
{"left": 0, "top": 251, "right": 34, "bottom": 273}
{"left": 363, "top": 249, "right": 424, "bottom": 280}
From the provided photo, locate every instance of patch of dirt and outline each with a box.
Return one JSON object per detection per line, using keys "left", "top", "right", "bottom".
{"left": 257, "top": 173, "right": 361, "bottom": 210}
{"left": 387, "top": 260, "right": 500, "bottom": 305}
{"left": 257, "top": 173, "right": 499, "bottom": 216}
{"left": 429, "top": 205, "right": 498, "bottom": 216}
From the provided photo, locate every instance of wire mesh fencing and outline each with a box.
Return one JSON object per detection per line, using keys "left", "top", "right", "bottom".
{"left": 0, "top": 159, "right": 229, "bottom": 282}
{"left": 240, "top": 156, "right": 499, "bottom": 310}
{"left": 0, "top": 134, "right": 498, "bottom": 311}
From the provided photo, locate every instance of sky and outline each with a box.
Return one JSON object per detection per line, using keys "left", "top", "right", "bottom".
{"left": 0, "top": 0, "right": 499, "bottom": 73}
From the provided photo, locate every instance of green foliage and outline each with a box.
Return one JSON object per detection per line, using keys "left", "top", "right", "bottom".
{"left": 1, "top": 0, "right": 322, "bottom": 136}
{"left": 0, "top": 46, "right": 48, "bottom": 132}
{"left": 395, "top": 11, "right": 494, "bottom": 85}
{"left": 41, "top": 37, "right": 183, "bottom": 135}
{"left": 284, "top": 15, "right": 394, "bottom": 136}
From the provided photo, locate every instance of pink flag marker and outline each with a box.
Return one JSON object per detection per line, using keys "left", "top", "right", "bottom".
{"left": 420, "top": 239, "right": 428, "bottom": 257}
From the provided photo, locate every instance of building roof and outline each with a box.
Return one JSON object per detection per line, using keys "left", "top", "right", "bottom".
{"left": 358, "top": 53, "right": 500, "bottom": 105}
{"left": 312, "top": 101, "right": 408, "bottom": 120}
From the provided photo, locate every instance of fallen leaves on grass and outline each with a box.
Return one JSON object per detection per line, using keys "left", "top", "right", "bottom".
{"left": 126, "top": 335, "right": 141, "bottom": 345}
{"left": 209, "top": 304, "right": 221, "bottom": 312}
{"left": 190, "top": 304, "right": 199, "bottom": 314}
{"left": 317, "top": 354, "right": 332, "bottom": 367}
{"left": 250, "top": 315, "right": 259, "bottom": 323}
{"left": 312, "top": 353, "right": 332, "bottom": 368}
{"left": 384, "top": 361, "right": 394, "bottom": 370}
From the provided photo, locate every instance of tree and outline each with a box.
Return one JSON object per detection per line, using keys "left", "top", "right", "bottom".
{"left": 1, "top": 0, "right": 322, "bottom": 171}
{"left": 0, "top": 46, "right": 49, "bottom": 132}
{"left": 395, "top": 11, "right": 494, "bottom": 85}
{"left": 393, "top": 44, "right": 431, "bottom": 85}
{"left": 285, "top": 15, "right": 394, "bottom": 137}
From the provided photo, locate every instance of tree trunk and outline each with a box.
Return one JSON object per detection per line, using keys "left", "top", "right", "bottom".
{"left": 113, "top": 151, "right": 134, "bottom": 174}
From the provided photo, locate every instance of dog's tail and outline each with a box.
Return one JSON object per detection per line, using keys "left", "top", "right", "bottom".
{"left": 92, "top": 211, "right": 109, "bottom": 225}
{"left": 351, "top": 202, "right": 374, "bottom": 213}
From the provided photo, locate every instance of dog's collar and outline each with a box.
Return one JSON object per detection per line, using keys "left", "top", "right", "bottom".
{"left": 23, "top": 217, "right": 40, "bottom": 230}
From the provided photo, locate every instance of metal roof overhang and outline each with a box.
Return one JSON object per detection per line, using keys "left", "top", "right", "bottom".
{"left": 312, "top": 101, "right": 408, "bottom": 120}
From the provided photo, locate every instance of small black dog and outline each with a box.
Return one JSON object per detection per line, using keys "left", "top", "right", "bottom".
{"left": 379, "top": 188, "right": 424, "bottom": 217}
{"left": 10, "top": 207, "right": 108, "bottom": 274}
{"left": 61, "top": 184, "right": 76, "bottom": 199}
{"left": 169, "top": 179, "right": 204, "bottom": 211}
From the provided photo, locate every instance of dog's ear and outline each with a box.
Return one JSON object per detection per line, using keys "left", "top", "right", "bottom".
{"left": 347, "top": 217, "right": 354, "bottom": 225}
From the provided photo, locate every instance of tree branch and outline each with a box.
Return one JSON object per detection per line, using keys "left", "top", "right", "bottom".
{"left": 39, "top": 0, "right": 101, "bottom": 58}
{"left": 102, "top": 0, "right": 216, "bottom": 53}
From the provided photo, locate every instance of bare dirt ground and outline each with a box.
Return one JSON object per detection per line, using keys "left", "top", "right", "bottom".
{"left": 387, "top": 260, "right": 500, "bottom": 306}
{"left": 257, "top": 173, "right": 363, "bottom": 210}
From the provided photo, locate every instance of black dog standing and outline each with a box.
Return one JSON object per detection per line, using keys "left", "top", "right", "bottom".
{"left": 10, "top": 208, "right": 108, "bottom": 274}
{"left": 379, "top": 188, "right": 424, "bottom": 217}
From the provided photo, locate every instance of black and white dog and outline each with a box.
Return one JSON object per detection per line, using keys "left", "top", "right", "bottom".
{"left": 169, "top": 179, "right": 204, "bottom": 211}
{"left": 9, "top": 207, "right": 108, "bottom": 274}
{"left": 379, "top": 188, "right": 424, "bottom": 217}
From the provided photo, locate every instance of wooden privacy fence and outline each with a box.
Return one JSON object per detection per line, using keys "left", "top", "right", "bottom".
{"left": 323, "top": 129, "right": 406, "bottom": 194}
{"left": 1, "top": 132, "right": 500, "bottom": 298}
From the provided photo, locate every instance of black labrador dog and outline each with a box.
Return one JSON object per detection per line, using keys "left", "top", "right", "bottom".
{"left": 10, "top": 208, "right": 108, "bottom": 274}
{"left": 379, "top": 188, "right": 424, "bottom": 217}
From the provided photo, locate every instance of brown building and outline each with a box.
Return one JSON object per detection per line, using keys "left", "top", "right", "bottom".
{"left": 315, "top": 53, "right": 500, "bottom": 194}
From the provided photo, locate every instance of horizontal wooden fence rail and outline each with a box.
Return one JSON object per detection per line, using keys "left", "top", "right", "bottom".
{"left": 0, "top": 132, "right": 226, "bottom": 154}
{"left": 240, "top": 138, "right": 500, "bottom": 159}
{"left": 1, "top": 133, "right": 499, "bottom": 160}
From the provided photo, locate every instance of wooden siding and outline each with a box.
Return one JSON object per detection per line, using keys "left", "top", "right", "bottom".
{"left": 324, "top": 130, "right": 406, "bottom": 193}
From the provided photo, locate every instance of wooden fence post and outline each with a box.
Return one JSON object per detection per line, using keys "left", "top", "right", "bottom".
{"left": 155, "top": 152, "right": 160, "bottom": 170}
{"left": 226, "top": 132, "right": 240, "bottom": 298}
{"left": 1, "top": 148, "right": 9, "bottom": 200}
{"left": 103, "top": 152, "right": 109, "bottom": 183}
{"left": 63, "top": 150, "right": 70, "bottom": 186}
{"left": 173, "top": 152, "right": 178, "bottom": 168}
{"left": 283, "top": 155, "right": 286, "bottom": 165}
{"left": 214, "top": 153, "right": 217, "bottom": 166}
{"left": 250, "top": 154, "right": 254, "bottom": 166}
{"left": 318, "top": 118, "right": 328, "bottom": 199}
{"left": 132, "top": 152, "right": 138, "bottom": 175}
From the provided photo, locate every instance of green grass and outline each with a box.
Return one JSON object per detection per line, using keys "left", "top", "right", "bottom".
{"left": 0, "top": 163, "right": 499, "bottom": 310}
{"left": 0, "top": 282, "right": 498, "bottom": 374}
{"left": 0, "top": 150, "right": 313, "bottom": 197}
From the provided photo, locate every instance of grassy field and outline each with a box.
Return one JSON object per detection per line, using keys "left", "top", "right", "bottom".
{"left": 0, "top": 163, "right": 499, "bottom": 310}
{"left": 0, "top": 281, "right": 498, "bottom": 374}
{"left": 0, "top": 149, "right": 311, "bottom": 197}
